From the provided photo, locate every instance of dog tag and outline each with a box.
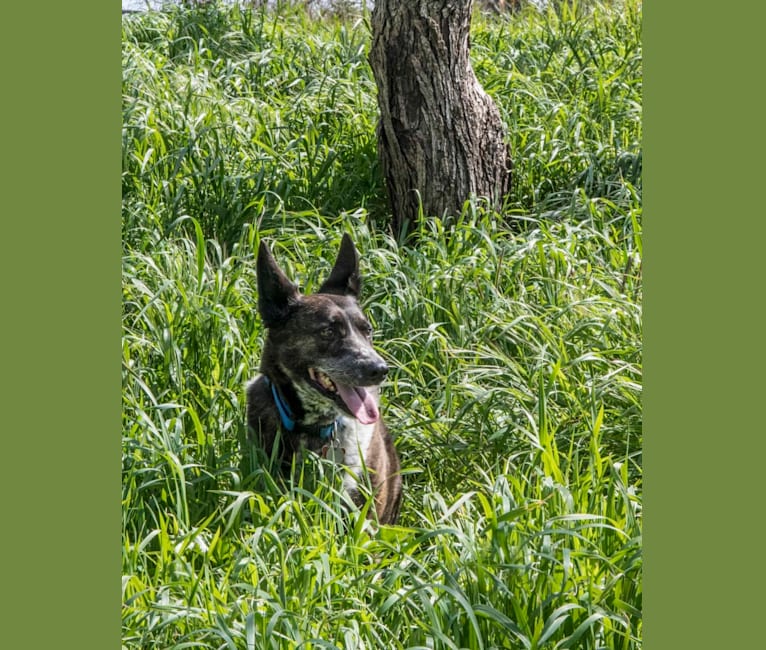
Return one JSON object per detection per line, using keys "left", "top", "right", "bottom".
{"left": 321, "top": 443, "right": 345, "bottom": 464}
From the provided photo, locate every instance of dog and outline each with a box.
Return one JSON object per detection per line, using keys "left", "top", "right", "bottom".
{"left": 245, "top": 234, "right": 402, "bottom": 525}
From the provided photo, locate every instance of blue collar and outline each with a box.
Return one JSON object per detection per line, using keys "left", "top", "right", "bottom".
{"left": 264, "top": 375, "right": 336, "bottom": 441}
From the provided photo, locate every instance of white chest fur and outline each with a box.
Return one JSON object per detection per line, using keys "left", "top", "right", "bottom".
{"left": 330, "top": 416, "right": 375, "bottom": 492}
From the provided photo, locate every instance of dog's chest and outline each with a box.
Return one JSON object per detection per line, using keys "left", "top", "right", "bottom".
{"left": 326, "top": 416, "right": 374, "bottom": 477}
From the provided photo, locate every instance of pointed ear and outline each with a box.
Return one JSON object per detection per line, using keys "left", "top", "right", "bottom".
{"left": 257, "top": 240, "right": 300, "bottom": 327}
{"left": 318, "top": 233, "right": 361, "bottom": 297}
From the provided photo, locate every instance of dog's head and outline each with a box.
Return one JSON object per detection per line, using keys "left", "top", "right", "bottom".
{"left": 256, "top": 234, "right": 388, "bottom": 424}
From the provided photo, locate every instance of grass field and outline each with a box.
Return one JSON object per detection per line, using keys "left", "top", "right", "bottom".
{"left": 122, "top": 1, "right": 642, "bottom": 647}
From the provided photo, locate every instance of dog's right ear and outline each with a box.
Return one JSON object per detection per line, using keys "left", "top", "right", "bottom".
{"left": 257, "top": 241, "right": 299, "bottom": 327}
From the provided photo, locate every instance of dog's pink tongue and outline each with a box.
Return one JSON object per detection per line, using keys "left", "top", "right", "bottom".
{"left": 335, "top": 383, "right": 380, "bottom": 424}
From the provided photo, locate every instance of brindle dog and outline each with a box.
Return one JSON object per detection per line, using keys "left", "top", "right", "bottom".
{"left": 246, "top": 234, "right": 402, "bottom": 524}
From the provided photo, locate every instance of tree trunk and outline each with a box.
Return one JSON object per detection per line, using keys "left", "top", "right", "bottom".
{"left": 369, "top": 0, "right": 512, "bottom": 237}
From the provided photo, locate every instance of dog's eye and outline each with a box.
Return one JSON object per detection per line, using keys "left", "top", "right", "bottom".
{"left": 321, "top": 319, "right": 345, "bottom": 339}
{"left": 361, "top": 322, "right": 373, "bottom": 338}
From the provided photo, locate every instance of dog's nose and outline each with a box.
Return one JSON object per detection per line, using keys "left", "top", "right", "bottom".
{"left": 368, "top": 359, "right": 389, "bottom": 383}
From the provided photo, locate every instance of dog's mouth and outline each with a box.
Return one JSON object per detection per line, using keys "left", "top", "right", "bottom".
{"left": 308, "top": 367, "right": 380, "bottom": 425}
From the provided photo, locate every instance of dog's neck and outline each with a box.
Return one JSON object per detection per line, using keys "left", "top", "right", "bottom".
{"left": 264, "top": 375, "right": 337, "bottom": 441}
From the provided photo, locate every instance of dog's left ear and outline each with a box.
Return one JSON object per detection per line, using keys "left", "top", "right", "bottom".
{"left": 318, "top": 233, "right": 361, "bottom": 297}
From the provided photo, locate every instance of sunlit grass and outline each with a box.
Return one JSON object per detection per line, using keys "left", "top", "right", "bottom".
{"left": 123, "top": 2, "right": 641, "bottom": 648}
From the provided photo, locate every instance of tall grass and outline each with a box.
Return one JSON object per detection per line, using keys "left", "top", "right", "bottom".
{"left": 123, "top": 1, "right": 384, "bottom": 248}
{"left": 123, "top": 1, "right": 642, "bottom": 648}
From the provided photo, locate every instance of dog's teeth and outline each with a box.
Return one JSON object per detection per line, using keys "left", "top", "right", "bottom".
{"left": 319, "top": 372, "right": 335, "bottom": 392}
{"left": 309, "top": 368, "right": 337, "bottom": 393}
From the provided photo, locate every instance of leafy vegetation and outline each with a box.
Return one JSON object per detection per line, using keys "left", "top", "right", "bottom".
{"left": 123, "top": 1, "right": 642, "bottom": 648}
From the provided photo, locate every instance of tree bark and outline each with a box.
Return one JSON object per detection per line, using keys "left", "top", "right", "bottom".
{"left": 369, "top": 0, "right": 512, "bottom": 237}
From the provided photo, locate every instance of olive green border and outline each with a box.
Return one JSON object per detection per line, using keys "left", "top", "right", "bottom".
{"left": 2, "top": 3, "right": 120, "bottom": 648}
{"left": 644, "top": 1, "right": 765, "bottom": 646}
{"left": 7, "top": 0, "right": 762, "bottom": 647}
